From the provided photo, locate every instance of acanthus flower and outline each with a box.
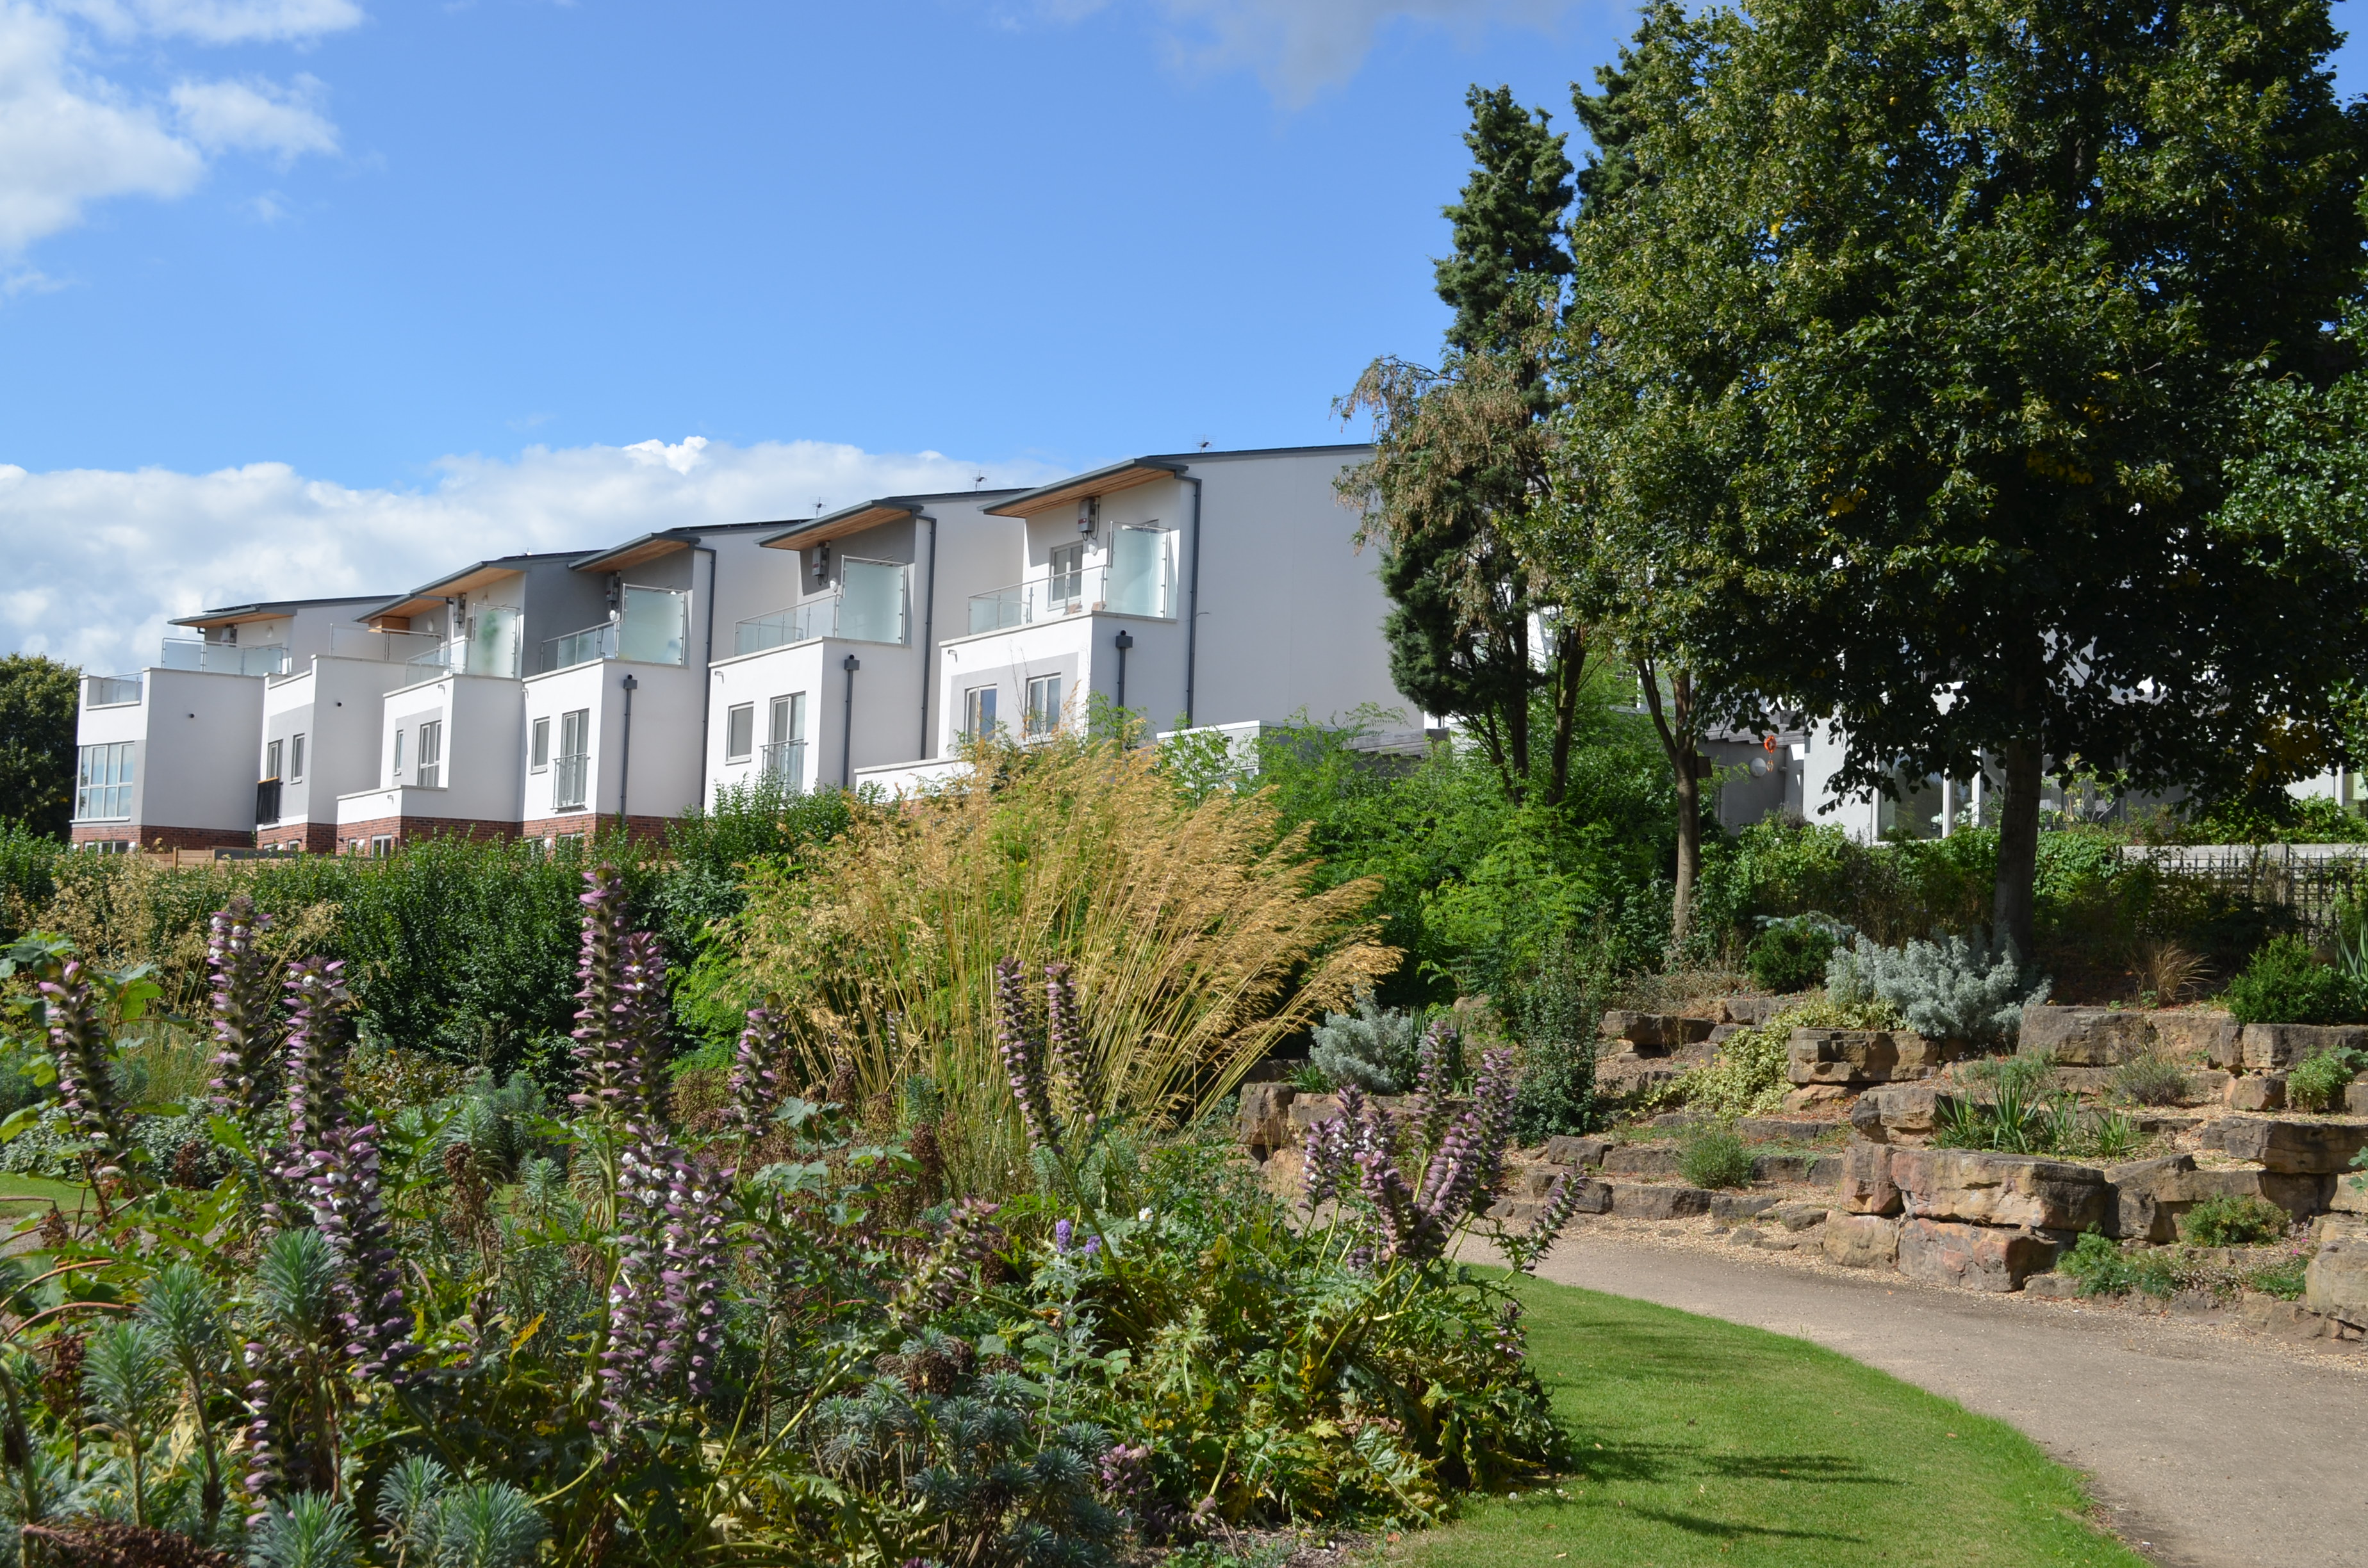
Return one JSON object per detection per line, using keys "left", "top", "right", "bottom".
{"left": 206, "top": 895, "right": 284, "bottom": 1147}
{"left": 37, "top": 961, "right": 130, "bottom": 1188}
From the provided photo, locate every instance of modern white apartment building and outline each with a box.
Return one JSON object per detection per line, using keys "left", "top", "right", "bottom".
{"left": 70, "top": 444, "right": 1417, "bottom": 853}
{"left": 72, "top": 596, "right": 390, "bottom": 852}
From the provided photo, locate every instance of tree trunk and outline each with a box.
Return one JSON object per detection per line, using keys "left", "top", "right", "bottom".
{"left": 1543, "top": 623, "right": 1586, "bottom": 807}
{"left": 1637, "top": 660, "right": 1702, "bottom": 957}
{"left": 1504, "top": 609, "right": 1533, "bottom": 787}
{"left": 1991, "top": 737, "right": 2043, "bottom": 959}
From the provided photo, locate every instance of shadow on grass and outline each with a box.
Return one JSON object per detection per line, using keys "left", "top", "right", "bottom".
{"left": 1571, "top": 1439, "right": 1895, "bottom": 1490}
{"left": 1620, "top": 1505, "right": 1868, "bottom": 1545}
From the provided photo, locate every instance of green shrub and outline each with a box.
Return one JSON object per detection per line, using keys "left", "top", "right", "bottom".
{"left": 1508, "top": 935, "right": 1602, "bottom": 1140}
{"left": 1744, "top": 917, "right": 1839, "bottom": 993}
{"left": 2107, "top": 1051, "right": 2194, "bottom": 1107}
{"left": 2287, "top": 1046, "right": 2364, "bottom": 1112}
{"left": 2056, "top": 1233, "right": 2176, "bottom": 1299}
{"left": 2244, "top": 1247, "right": 2313, "bottom": 1302}
{"left": 1310, "top": 991, "right": 1424, "bottom": 1092}
{"left": 1679, "top": 1125, "right": 1755, "bottom": 1189}
{"left": 2223, "top": 935, "right": 2365, "bottom": 1025}
{"left": 2178, "top": 1194, "right": 2290, "bottom": 1246}
{"left": 1827, "top": 931, "right": 2046, "bottom": 1047}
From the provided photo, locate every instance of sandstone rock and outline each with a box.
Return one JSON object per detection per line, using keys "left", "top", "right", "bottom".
{"left": 1850, "top": 1082, "right": 1962, "bottom": 1143}
{"left": 2155, "top": 1011, "right": 2243, "bottom": 1069}
{"left": 1566, "top": 1178, "right": 1613, "bottom": 1214}
{"left": 2242, "top": 1293, "right": 2330, "bottom": 1342}
{"left": 1596, "top": 1052, "right": 1683, "bottom": 1098}
{"left": 2305, "top": 1237, "right": 2368, "bottom": 1321}
{"left": 1838, "top": 1137, "right": 1902, "bottom": 1216}
{"left": 2216, "top": 1118, "right": 2368, "bottom": 1175}
{"left": 2311, "top": 1213, "right": 2368, "bottom": 1244}
{"left": 2349, "top": 1081, "right": 2368, "bottom": 1116}
{"left": 1896, "top": 1218, "right": 2056, "bottom": 1292}
{"left": 1788, "top": 1029, "right": 1904, "bottom": 1086}
{"left": 1782, "top": 1086, "right": 1851, "bottom": 1110}
{"left": 1708, "top": 1023, "right": 1746, "bottom": 1045}
{"left": 2181, "top": 1070, "right": 2233, "bottom": 1106}
{"left": 2158, "top": 1166, "right": 2335, "bottom": 1222}
{"left": 2018, "top": 1005, "right": 2158, "bottom": 1066}
{"left": 2167, "top": 1289, "right": 2228, "bottom": 1321}
{"left": 2023, "top": 1272, "right": 2080, "bottom": 1300}
{"left": 2242, "top": 1022, "right": 2368, "bottom": 1072}
{"left": 2227, "top": 1074, "right": 2287, "bottom": 1112}
{"left": 1750, "top": 1153, "right": 1824, "bottom": 1184}
{"left": 1727, "top": 1225, "right": 1764, "bottom": 1246}
{"left": 1823, "top": 1213, "right": 1899, "bottom": 1268}
{"left": 1287, "top": 1095, "right": 1343, "bottom": 1131}
{"left": 1711, "top": 1192, "right": 1779, "bottom": 1222}
{"left": 1607, "top": 1183, "right": 1712, "bottom": 1220}
{"left": 1889, "top": 1148, "right": 2111, "bottom": 1231}
{"left": 2105, "top": 1153, "right": 2197, "bottom": 1243}
{"left": 1542, "top": 1135, "right": 1610, "bottom": 1168}
{"left": 1602, "top": 1011, "right": 1714, "bottom": 1052}
{"left": 2049, "top": 1066, "right": 2119, "bottom": 1095}
{"left": 1237, "top": 1082, "right": 1298, "bottom": 1155}
{"left": 1602, "top": 1145, "right": 1684, "bottom": 1177}
{"left": 1752, "top": 1230, "right": 1812, "bottom": 1251}
{"left": 2329, "top": 1173, "right": 2368, "bottom": 1214}
{"left": 1736, "top": 1116, "right": 1844, "bottom": 1143}
{"left": 1772, "top": 1202, "right": 1829, "bottom": 1232}
{"left": 1504, "top": 1164, "right": 1564, "bottom": 1201}
{"left": 1721, "top": 994, "right": 1809, "bottom": 1026}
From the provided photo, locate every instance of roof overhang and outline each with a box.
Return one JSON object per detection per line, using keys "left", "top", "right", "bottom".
{"left": 760, "top": 501, "right": 918, "bottom": 551}
{"left": 982, "top": 457, "right": 1186, "bottom": 519}
{"left": 572, "top": 534, "right": 691, "bottom": 574}
{"left": 362, "top": 560, "right": 532, "bottom": 625}
{"left": 170, "top": 596, "right": 381, "bottom": 630}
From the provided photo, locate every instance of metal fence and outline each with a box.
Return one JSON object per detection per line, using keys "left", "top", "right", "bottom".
{"left": 2120, "top": 843, "right": 2368, "bottom": 940}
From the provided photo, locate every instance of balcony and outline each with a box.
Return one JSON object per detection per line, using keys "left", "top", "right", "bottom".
{"left": 82, "top": 674, "right": 140, "bottom": 708}
{"left": 256, "top": 779, "right": 282, "bottom": 825}
{"left": 736, "top": 559, "right": 909, "bottom": 654}
{"left": 541, "top": 587, "right": 690, "bottom": 673}
{"left": 967, "top": 554, "right": 1173, "bottom": 635}
{"left": 542, "top": 623, "right": 617, "bottom": 673}
{"left": 328, "top": 625, "right": 441, "bottom": 664}
{"left": 160, "top": 639, "right": 290, "bottom": 677}
{"left": 553, "top": 753, "right": 590, "bottom": 811}
{"left": 760, "top": 739, "right": 807, "bottom": 787}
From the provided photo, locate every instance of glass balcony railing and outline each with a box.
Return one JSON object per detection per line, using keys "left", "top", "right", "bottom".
{"left": 83, "top": 674, "right": 140, "bottom": 708}
{"left": 761, "top": 739, "right": 806, "bottom": 786}
{"left": 540, "top": 587, "right": 690, "bottom": 673}
{"left": 159, "top": 639, "right": 290, "bottom": 677}
{"left": 966, "top": 551, "right": 1174, "bottom": 635}
{"left": 736, "top": 559, "right": 910, "bottom": 655}
{"left": 542, "top": 623, "right": 616, "bottom": 673}
{"left": 329, "top": 625, "right": 441, "bottom": 664}
{"left": 407, "top": 614, "right": 522, "bottom": 680}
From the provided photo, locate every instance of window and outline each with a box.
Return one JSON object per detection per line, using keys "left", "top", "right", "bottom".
{"left": 963, "top": 685, "right": 998, "bottom": 739}
{"left": 530, "top": 716, "right": 550, "bottom": 773}
{"left": 1049, "top": 542, "right": 1085, "bottom": 606}
{"left": 263, "top": 739, "right": 283, "bottom": 781}
{"left": 370, "top": 835, "right": 393, "bottom": 859}
{"left": 74, "top": 742, "right": 133, "bottom": 821}
{"left": 555, "top": 708, "right": 591, "bottom": 810}
{"left": 391, "top": 728, "right": 406, "bottom": 779}
{"left": 416, "top": 720, "right": 443, "bottom": 790}
{"left": 725, "top": 703, "right": 755, "bottom": 762}
{"left": 289, "top": 733, "right": 306, "bottom": 783}
{"left": 764, "top": 693, "right": 806, "bottom": 785}
{"left": 1025, "top": 674, "right": 1062, "bottom": 737}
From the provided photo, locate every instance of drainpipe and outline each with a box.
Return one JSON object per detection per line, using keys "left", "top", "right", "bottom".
{"left": 693, "top": 542, "right": 717, "bottom": 806}
{"left": 916, "top": 510, "right": 938, "bottom": 758}
{"left": 617, "top": 672, "right": 638, "bottom": 837}
{"left": 1114, "top": 628, "right": 1133, "bottom": 716}
{"left": 841, "top": 653, "right": 860, "bottom": 789}
{"left": 1181, "top": 471, "right": 1203, "bottom": 728}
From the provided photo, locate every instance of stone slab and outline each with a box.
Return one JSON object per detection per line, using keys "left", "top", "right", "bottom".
{"left": 1822, "top": 1213, "right": 1899, "bottom": 1268}
{"left": 2242, "top": 1023, "right": 2368, "bottom": 1072}
{"left": 1850, "top": 1082, "right": 1962, "bottom": 1143}
{"left": 2329, "top": 1173, "right": 2368, "bottom": 1214}
{"left": 1896, "top": 1218, "right": 2057, "bottom": 1292}
{"left": 1736, "top": 1116, "right": 1846, "bottom": 1143}
{"left": 2019, "top": 1005, "right": 2159, "bottom": 1066}
{"left": 1889, "top": 1147, "right": 2111, "bottom": 1231}
{"left": 2306, "top": 1238, "right": 2368, "bottom": 1321}
{"left": 2215, "top": 1118, "right": 2368, "bottom": 1175}
{"left": 2159, "top": 1166, "right": 2335, "bottom": 1222}
{"left": 1541, "top": 1135, "right": 1610, "bottom": 1168}
{"left": 1602, "top": 1011, "right": 1715, "bottom": 1051}
{"left": 1838, "top": 1137, "right": 1902, "bottom": 1216}
{"left": 2154, "top": 1011, "right": 2244, "bottom": 1069}
{"left": 1602, "top": 1145, "right": 1684, "bottom": 1178}
{"left": 2227, "top": 1075, "right": 2288, "bottom": 1112}
{"left": 1772, "top": 1202, "right": 1829, "bottom": 1232}
{"left": 1237, "top": 1082, "right": 1297, "bottom": 1153}
{"left": 2105, "top": 1153, "right": 2197, "bottom": 1243}
{"left": 1607, "top": 1182, "right": 1713, "bottom": 1220}
{"left": 1710, "top": 1192, "right": 1779, "bottom": 1222}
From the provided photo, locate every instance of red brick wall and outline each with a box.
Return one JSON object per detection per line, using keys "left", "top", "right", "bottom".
{"left": 333, "top": 815, "right": 520, "bottom": 854}
{"left": 71, "top": 822, "right": 251, "bottom": 851}
{"left": 257, "top": 822, "right": 340, "bottom": 854}
{"left": 518, "top": 813, "right": 672, "bottom": 845}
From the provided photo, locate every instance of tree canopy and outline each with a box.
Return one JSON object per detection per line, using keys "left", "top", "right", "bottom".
{"left": 0, "top": 654, "right": 79, "bottom": 838}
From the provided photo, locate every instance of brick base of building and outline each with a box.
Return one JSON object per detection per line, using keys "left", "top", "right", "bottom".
{"left": 333, "top": 815, "right": 520, "bottom": 854}
{"left": 70, "top": 822, "right": 252, "bottom": 852}
{"left": 518, "top": 813, "right": 673, "bottom": 845}
{"left": 256, "top": 821, "right": 340, "bottom": 854}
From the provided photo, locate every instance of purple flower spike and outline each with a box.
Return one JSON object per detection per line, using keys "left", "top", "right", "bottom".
{"left": 994, "top": 958, "right": 1056, "bottom": 1152}
{"left": 38, "top": 960, "right": 129, "bottom": 1186}
{"left": 1053, "top": 1218, "right": 1073, "bottom": 1254}
{"left": 206, "top": 895, "right": 284, "bottom": 1146}
{"left": 728, "top": 1000, "right": 791, "bottom": 1141}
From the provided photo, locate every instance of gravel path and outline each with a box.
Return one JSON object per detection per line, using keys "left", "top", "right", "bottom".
{"left": 1512, "top": 1228, "right": 2367, "bottom": 1568}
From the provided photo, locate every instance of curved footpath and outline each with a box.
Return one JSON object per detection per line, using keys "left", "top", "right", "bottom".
{"left": 1518, "top": 1234, "right": 2368, "bottom": 1568}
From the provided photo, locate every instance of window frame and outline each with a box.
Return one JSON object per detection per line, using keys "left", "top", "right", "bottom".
{"left": 963, "top": 685, "right": 998, "bottom": 740}
{"left": 289, "top": 733, "right": 306, "bottom": 784}
{"left": 530, "top": 716, "right": 550, "bottom": 774}
{"left": 1024, "top": 674, "right": 1062, "bottom": 737}
{"left": 725, "top": 703, "right": 756, "bottom": 762}
{"left": 416, "top": 719, "right": 444, "bottom": 790}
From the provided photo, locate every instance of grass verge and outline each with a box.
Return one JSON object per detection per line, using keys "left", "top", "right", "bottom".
{"left": 1390, "top": 1275, "right": 2146, "bottom": 1567}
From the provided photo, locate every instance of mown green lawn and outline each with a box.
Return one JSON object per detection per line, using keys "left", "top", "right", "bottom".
{"left": 0, "top": 1173, "right": 84, "bottom": 1209}
{"left": 1392, "top": 1276, "right": 2147, "bottom": 1568}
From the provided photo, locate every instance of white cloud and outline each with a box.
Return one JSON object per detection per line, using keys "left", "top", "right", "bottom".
{"left": 1043, "top": 0, "right": 1573, "bottom": 104}
{"left": 0, "top": 3, "right": 204, "bottom": 250}
{"left": 171, "top": 74, "right": 336, "bottom": 159}
{"left": 57, "top": 0, "right": 363, "bottom": 44}
{"left": 0, "top": 437, "right": 1065, "bottom": 674}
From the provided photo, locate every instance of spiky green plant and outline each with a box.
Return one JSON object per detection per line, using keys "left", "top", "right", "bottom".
{"left": 79, "top": 1320, "right": 174, "bottom": 1527}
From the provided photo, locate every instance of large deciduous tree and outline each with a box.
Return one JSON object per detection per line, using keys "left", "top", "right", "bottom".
{"left": 0, "top": 654, "right": 78, "bottom": 838}
{"left": 1559, "top": 0, "right": 2368, "bottom": 956}
{"left": 1342, "top": 85, "right": 1588, "bottom": 804}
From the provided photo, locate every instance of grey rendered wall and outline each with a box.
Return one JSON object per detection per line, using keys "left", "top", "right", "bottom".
{"left": 138, "top": 669, "right": 265, "bottom": 831}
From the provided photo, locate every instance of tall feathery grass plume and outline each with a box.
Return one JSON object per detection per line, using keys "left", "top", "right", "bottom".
{"left": 728, "top": 731, "right": 1397, "bottom": 1193}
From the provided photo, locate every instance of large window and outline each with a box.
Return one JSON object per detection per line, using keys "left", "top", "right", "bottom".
{"left": 725, "top": 703, "right": 755, "bottom": 762}
{"left": 555, "top": 708, "right": 591, "bottom": 810}
{"left": 963, "top": 685, "right": 998, "bottom": 739}
{"left": 764, "top": 692, "right": 806, "bottom": 785}
{"left": 391, "top": 728, "right": 407, "bottom": 780}
{"left": 1025, "top": 674, "right": 1062, "bottom": 737}
{"left": 74, "top": 742, "right": 133, "bottom": 821}
{"left": 416, "top": 720, "right": 444, "bottom": 789}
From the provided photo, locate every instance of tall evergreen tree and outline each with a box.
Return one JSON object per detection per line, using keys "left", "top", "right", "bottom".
{"left": 0, "top": 654, "right": 79, "bottom": 839}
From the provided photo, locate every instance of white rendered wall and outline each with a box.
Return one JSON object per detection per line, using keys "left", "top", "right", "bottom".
{"left": 262, "top": 657, "right": 416, "bottom": 828}
{"left": 523, "top": 657, "right": 706, "bottom": 824}
{"left": 125, "top": 669, "right": 265, "bottom": 832}
{"left": 351, "top": 673, "right": 525, "bottom": 825}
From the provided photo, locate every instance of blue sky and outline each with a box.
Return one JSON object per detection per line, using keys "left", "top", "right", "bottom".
{"left": 5, "top": 0, "right": 2367, "bottom": 671}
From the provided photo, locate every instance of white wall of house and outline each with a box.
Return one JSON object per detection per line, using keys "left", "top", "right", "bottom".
{"left": 343, "top": 673, "right": 525, "bottom": 827}
{"left": 78, "top": 669, "right": 265, "bottom": 835}
{"left": 523, "top": 657, "right": 706, "bottom": 826}
{"left": 261, "top": 657, "right": 420, "bottom": 829}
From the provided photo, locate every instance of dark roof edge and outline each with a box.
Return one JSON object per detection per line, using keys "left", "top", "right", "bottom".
{"left": 758, "top": 487, "right": 1030, "bottom": 548}
{"left": 170, "top": 593, "right": 393, "bottom": 626}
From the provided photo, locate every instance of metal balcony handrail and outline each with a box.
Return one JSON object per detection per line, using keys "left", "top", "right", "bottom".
{"left": 965, "top": 560, "right": 1173, "bottom": 635}
{"left": 760, "top": 739, "right": 806, "bottom": 786}
{"left": 552, "top": 752, "right": 591, "bottom": 811}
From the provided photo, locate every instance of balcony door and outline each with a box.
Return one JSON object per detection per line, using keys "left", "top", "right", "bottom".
{"left": 555, "top": 708, "right": 591, "bottom": 810}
